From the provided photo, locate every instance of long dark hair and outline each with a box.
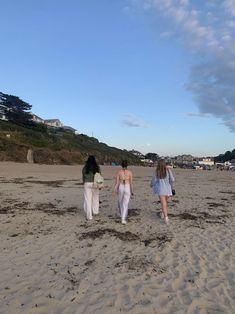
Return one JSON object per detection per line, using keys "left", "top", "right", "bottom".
{"left": 84, "top": 155, "right": 100, "bottom": 174}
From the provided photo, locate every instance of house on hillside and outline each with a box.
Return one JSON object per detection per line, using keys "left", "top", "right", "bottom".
{"left": 1, "top": 108, "right": 77, "bottom": 134}
{"left": 0, "top": 112, "right": 7, "bottom": 121}
{"left": 140, "top": 158, "right": 154, "bottom": 166}
{"left": 31, "top": 114, "right": 44, "bottom": 124}
{"left": 0, "top": 102, "right": 8, "bottom": 121}
{"left": 44, "top": 119, "right": 63, "bottom": 128}
{"left": 63, "top": 126, "right": 77, "bottom": 133}
{"left": 129, "top": 150, "right": 145, "bottom": 159}
{"left": 31, "top": 115, "right": 77, "bottom": 133}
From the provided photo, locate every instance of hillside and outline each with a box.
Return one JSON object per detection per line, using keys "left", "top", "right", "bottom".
{"left": 0, "top": 120, "right": 140, "bottom": 165}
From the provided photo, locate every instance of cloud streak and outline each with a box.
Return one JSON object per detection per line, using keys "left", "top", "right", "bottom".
{"left": 186, "top": 112, "right": 210, "bottom": 118}
{"left": 129, "top": 0, "right": 235, "bottom": 132}
{"left": 121, "top": 114, "right": 149, "bottom": 128}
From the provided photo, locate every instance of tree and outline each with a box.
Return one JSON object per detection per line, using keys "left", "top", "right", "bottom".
{"left": 0, "top": 92, "right": 34, "bottom": 127}
{"left": 214, "top": 149, "right": 235, "bottom": 162}
{"left": 145, "top": 152, "right": 159, "bottom": 162}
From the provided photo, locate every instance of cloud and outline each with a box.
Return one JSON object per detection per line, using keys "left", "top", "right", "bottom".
{"left": 122, "top": 6, "right": 130, "bottom": 13}
{"left": 128, "top": 0, "right": 235, "bottom": 132}
{"left": 224, "top": 119, "right": 235, "bottom": 132}
{"left": 160, "top": 31, "right": 174, "bottom": 38}
{"left": 186, "top": 112, "right": 210, "bottom": 118}
{"left": 122, "top": 114, "right": 149, "bottom": 127}
{"left": 223, "top": 0, "right": 235, "bottom": 16}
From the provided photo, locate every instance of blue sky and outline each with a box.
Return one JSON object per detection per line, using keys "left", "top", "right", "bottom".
{"left": 0, "top": 0, "right": 235, "bottom": 157}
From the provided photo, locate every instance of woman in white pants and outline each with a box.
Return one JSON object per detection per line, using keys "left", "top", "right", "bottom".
{"left": 82, "top": 155, "right": 100, "bottom": 220}
{"left": 113, "top": 160, "right": 133, "bottom": 224}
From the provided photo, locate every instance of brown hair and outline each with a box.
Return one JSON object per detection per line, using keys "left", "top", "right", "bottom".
{"left": 156, "top": 159, "right": 167, "bottom": 179}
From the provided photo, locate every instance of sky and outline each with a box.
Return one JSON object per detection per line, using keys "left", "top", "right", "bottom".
{"left": 0, "top": 0, "right": 235, "bottom": 157}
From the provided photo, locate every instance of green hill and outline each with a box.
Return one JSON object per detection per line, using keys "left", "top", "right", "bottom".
{"left": 0, "top": 120, "right": 140, "bottom": 165}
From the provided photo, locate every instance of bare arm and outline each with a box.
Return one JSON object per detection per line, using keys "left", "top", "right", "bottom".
{"left": 129, "top": 171, "right": 134, "bottom": 195}
{"left": 113, "top": 171, "right": 120, "bottom": 194}
{"left": 168, "top": 169, "right": 175, "bottom": 188}
{"left": 82, "top": 167, "right": 85, "bottom": 184}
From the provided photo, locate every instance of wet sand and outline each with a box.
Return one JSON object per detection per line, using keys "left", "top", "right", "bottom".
{"left": 0, "top": 162, "right": 234, "bottom": 314}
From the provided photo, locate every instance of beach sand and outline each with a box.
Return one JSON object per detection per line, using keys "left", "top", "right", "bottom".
{"left": 0, "top": 162, "right": 234, "bottom": 314}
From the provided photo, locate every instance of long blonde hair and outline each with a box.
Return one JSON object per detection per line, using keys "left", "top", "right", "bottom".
{"left": 156, "top": 159, "right": 167, "bottom": 179}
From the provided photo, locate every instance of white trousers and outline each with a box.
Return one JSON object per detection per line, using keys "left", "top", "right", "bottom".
{"left": 83, "top": 182, "right": 99, "bottom": 219}
{"left": 118, "top": 183, "right": 131, "bottom": 220}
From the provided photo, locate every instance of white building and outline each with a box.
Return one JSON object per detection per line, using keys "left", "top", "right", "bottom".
{"left": 141, "top": 158, "right": 154, "bottom": 165}
{"left": 63, "top": 126, "right": 77, "bottom": 133}
{"left": 31, "top": 114, "right": 44, "bottom": 124}
{"left": 0, "top": 113, "right": 7, "bottom": 121}
{"left": 0, "top": 102, "right": 8, "bottom": 121}
{"left": 198, "top": 158, "right": 214, "bottom": 166}
{"left": 44, "top": 119, "right": 63, "bottom": 128}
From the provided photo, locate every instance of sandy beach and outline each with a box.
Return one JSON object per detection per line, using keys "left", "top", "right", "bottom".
{"left": 0, "top": 162, "right": 234, "bottom": 314}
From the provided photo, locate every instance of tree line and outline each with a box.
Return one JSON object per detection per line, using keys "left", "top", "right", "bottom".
{"left": 214, "top": 149, "right": 235, "bottom": 162}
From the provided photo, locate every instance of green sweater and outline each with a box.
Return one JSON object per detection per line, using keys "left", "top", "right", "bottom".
{"left": 82, "top": 167, "right": 95, "bottom": 183}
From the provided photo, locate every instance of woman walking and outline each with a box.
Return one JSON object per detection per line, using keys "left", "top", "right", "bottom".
{"left": 150, "top": 159, "right": 175, "bottom": 224}
{"left": 113, "top": 160, "right": 133, "bottom": 224}
{"left": 82, "top": 155, "right": 101, "bottom": 220}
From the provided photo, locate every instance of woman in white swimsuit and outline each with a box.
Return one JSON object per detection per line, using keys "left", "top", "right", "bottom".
{"left": 113, "top": 160, "right": 133, "bottom": 224}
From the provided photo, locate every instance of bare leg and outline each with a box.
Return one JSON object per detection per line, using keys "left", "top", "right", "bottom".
{"left": 159, "top": 195, "right": 168, "bottom": 218}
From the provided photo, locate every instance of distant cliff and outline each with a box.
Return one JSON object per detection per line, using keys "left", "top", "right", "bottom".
{"left": 0, "top": 120, "right": 140, "bottom": 165}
